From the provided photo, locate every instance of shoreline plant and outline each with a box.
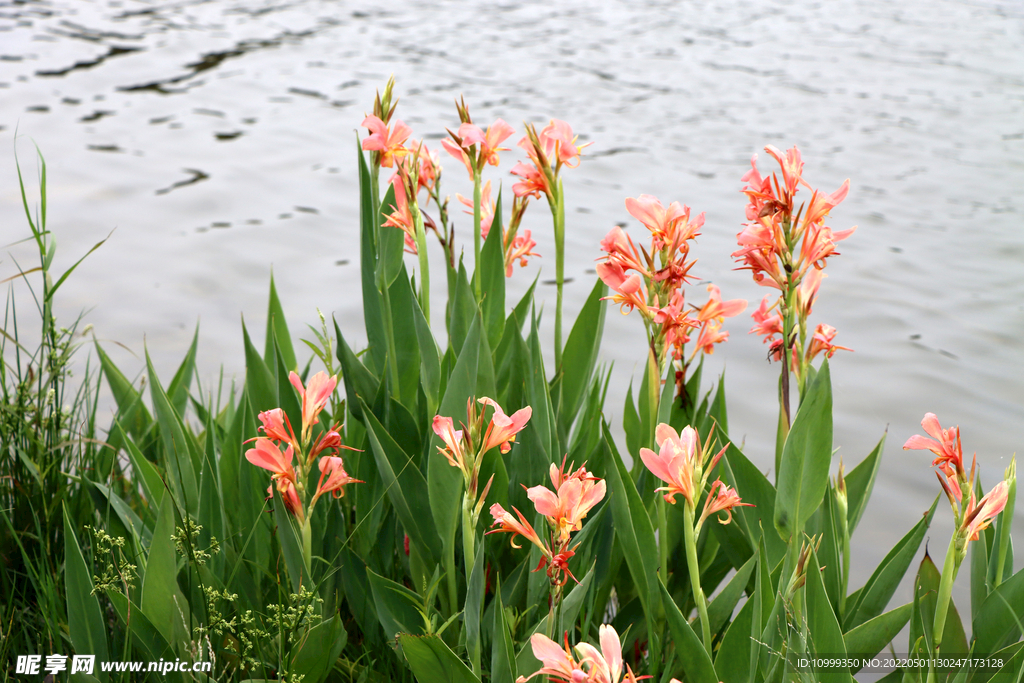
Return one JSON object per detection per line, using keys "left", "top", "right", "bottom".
{"left": 1, "top": 81, "right": 1021, "bottom": 683}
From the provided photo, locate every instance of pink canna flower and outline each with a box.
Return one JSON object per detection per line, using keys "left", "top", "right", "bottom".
{"left": 267, "top": 481, "right": 302, "bottom": 518}
{"left": 697, "top": 479, "right": 752, "bottom": 528}
{"left": 750, "top": 295, "right": 783, "bottom": 340}
{"left": 903, "top": 413, "right": 965, "bottom": 478}
{"left": 458, "top": 119, "right": 515, "bottom": 168}
{"left": 691, "top": 319, "right": 730, "bottom": 357}
{"left": 510, "top": 160, "right": 551, "bottom": 199}
{"left": 432, "top": 415, "right": 468, "bottom": 471}
{"left": 479, "top": 397, "right": 532, "bottom": 454}
{"left": 695, "top": 284, "right": 747, "bottom": 324}
{"left": 625, "top": 195, "right": 702, "bottom": 251}
{"left": 518, "top": 625, "right": 645, "bottom": 683}
{"left": 361, "top": 115, "right": 411, "bottom": 168}
{"left": 597, "top": 262, "right": 651, "bottom": 317}
{"left": 289, "top": 371, "right": 338, "bottom": 438}
{"left": 441, "top": 137, "right": 475, "bottom": 179}
{"left": 961, "top": 480, "right": 1009, "bottom": 542}
{"left": 599, "top": 226, "right": 650, "bottom": 277}
{"left": 258, "top": 408, "right": 296, "bottom": 446}
{"left": 488, "top": 503, "right": 548, "bottom": 555}
{"left": 640, "top": 424, "right": 726, "bottom": 507}
{"left": 764, "top": 144, "right": 807, "bottom": 201}
{"left": 382, "top": 176, "right": 418, "bottom": 254}
{"left": 527, "top": 463, "right": 606, "bottom": 543}
{"left": 538, "top": 119, "right": 589, "bottom": 167}
{"left": 794, "top": 268, "right": 825, "bottom": 319}
{"left": 803, "top": 179, "right": 851, "bottom": 227}
{"left": 313, "top": 455, "right": 362, "bottom": 501}
{"left": 246, "top": 438, "right": 296, "bottom": 488}
{"left": 505, "top": 230, "right": 540, "bottom": 276}
{"left": 806, "top": 323, "right": 851, "bottom": 361}
{"left": 516, "top": 633, "right": 585, "bottom": 683}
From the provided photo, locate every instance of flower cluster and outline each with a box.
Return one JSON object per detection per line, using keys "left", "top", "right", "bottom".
{"left": 510, "top": 119, "right": 587, "bottom": 204}
{"left": 598, "top": 195, "right": 746, "bottom": 394}
{"left": 735, "top": 146, "right": 854, "bottom": 386}
{"left": 433, "top": 397, "right": 532, "bottom": 522}
{"left": 903, "top": 413, "right": 1013, "bottom": 561}
{"left": 519, "top": 625, "right": 650, "bottom": 683}
{"left": 639, "top": 423, "right": 750, "bottom": 531}
{"left": 490, "top": 459, "right": 605, "bottom": 587}
{"left": 245, "top": 372, "right": 361, "bottom": 522}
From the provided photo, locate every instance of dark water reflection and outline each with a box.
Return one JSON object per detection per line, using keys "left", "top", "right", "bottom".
{"left": 2, "top": 0, "right": 1022, "bottom": 623}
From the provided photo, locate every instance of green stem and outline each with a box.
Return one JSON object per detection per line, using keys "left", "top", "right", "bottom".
{"left": 462, "top": 495, "right": 476, "bottom": 581}
{"left": 658, "top": 496, "right": 670, "bottom": 581}
{"left": 930, "top": 533, "right": 960, "bottom": 683}
{"left": 647, "top": 344, "right": 660, "bottom": 447}
{"left": 473, "top": 170, "right": 482, "bottom": 299}
{"left": 839, "top": 526, "right": 850, "bottom": 618}
{"left": 553, "top": 180, "right": 566, "bottom": 370}
{"left": 301, "top": 517, "right": 312, "bottom": 581}
{"left": 411, "top": 199, "right": 430, "bottom": 322}
{"left": 683, "top": 504, "right": 712, "bottom": 655}
{"left": 444, "top": 533, "right": 458, "bottom": 618}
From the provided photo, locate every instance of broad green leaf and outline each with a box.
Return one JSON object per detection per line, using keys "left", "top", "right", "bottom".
{"left": 843, "top": 603, "right": 912, "bottom": 673}
{"left": 368, "top": 570, "right": 426, "bottom": 642}
{"left": 480, "top": 191, "right": 506, "bottom": 351}
{"left": 973, "top": 564, "right": 1024, "bottom": 655}
{"left": 265, "top": 273, "right": 297, "bottom": 371}
{"left": 845, "top": 496, "right": 938, "bottom": 630}
{"left": 718, "top": 441, "right": 786, "bottom": 566}
{"left": 466, "top": 542, "right": 486, "bottom": 676}
{"left": 242, "top": 318, "right": 278, "bottom": 415}
{"left": 805, "top": 546, "right": 850, "bottom": 683}
{"left": 775, "top": 359, "right": 833, "bottom": 543}
{"left": 147, "top": 348, "right": 199, "bottom": 513}
{"left": 358, "top": 138, "right": 387, "bottom": 375}
{"left": 334, "top": 320, "right": 380, "bottom": 422}
{"left": 659, "top": 578, "right": 719, "bottom": 683}
{"left": 95, "top": 342, "right": 151, "bottom": 438}
{"left": 107, "top": 592, "right": 171, "bottom": 660}
{"left": 141, "top": 493, "right": 188, "bottom": 647}
{"left": 707, "top": 555, "right": 756, "bottom": 637}
{"left": 912, "top": 551, "right": 969, "bottom": 661}
{"left": 289, "top": 615, "right": 347, "bottom": 683}
{"left": 399, "top": 634, "right": 481, "bottom": 683}
{"left": 272, "top": 485, "right": 306, "bottom": 592}
{"left": 166, "top": 324, "right": 199, "bottom": 417}
{"left": 623, "top": 381, "right": 641, "bottom": 462}
{"left": 339, "top": 548, "right": 383, "bottom": 646}
{"left": 89, "top": 481, "right": 149, "bottom": 548}
{"left": 509, "top": 275, "right": 537, "bottom": 334}
{"left": 119, "top": 426, "right": 164, "bottom": 511}
{"left": 362, "top": 400, "right": 442, "bottom": 566}
{"left": 389, "top": 263, "right": 422, "bottom": 407}
{"left": 527, "top": 314, "right": 558, "bottom": 459}
{"left": 970, "top": 641, "right": 1024, "bottom": 683}
{"left": 973, "top": 523, "right": 991, "bottom": 621}
{"left": 449, "top": 260, "right": 476, "bottom": 357}
{"left": 378, "top": 183, "right": 405, "bottom": 287}
{"left": 491, "top": 582, "right": 518, "bottom": 683}
{"left": 715, "top": 591, "right": 754, "bottom": 682}
{"left": 558, "top": 565, "right": 595, "bottom": 636}
{"left": 558, "top": 278, "right": 607, "bottom": 436}
{"left": 602, "top": 427, "right": 658, "bottom": 635}
{"left": 64, "top": 506, "right": 109, "bottom": 680}
{"left": 844, "top": 431, "right": 886, "bottom": 534}
{"left": 412, "top": 290, "right": 441, "bottom": 414}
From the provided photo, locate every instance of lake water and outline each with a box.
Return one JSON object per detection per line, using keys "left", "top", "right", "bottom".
{"left": 2, "top": 0, "right": 1022, "bottom": 627}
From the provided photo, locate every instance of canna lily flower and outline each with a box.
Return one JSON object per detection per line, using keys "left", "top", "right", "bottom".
{"left": 267, "top": 481, "right": 302, "bottom": 518}
{"left": 803, "top": 179, "right": 851, "bottom": 227}
{"left": 382, "top": 176, "right": 418, "bottom": 254}
{"left": 488, "top": 503, "right": 548, "bottom": 555}
{"left": 516, "top": 633, "right": 585, "bottom": 683}
{"left": 432, "top": 415, "right": 468, "bottom": 471}
{"left": 312, "top": 455, "right": 362, "bottom": 502}
{"left": 599, "top": 226, "right": 651, "bottom": 277}
{"left": 903, "top": 413, "right": 965, "bottom": 477}
{"left": 960, "top": 480, "right": 1009, "bottom": 542}
{"left": 510, "top": 159, "right": 551, "bottom": 200}
{"left": 697, "top": 479, "right": 752, "bottom": 529}
{"left": 441, "top": 137, "right": 475, "bottom": 179}
{"left": 527, "top": 463, "right": 606, "bottom": 543}
{"left": 806, "top": 323, "right": 851, "bottom": 361}
{"left": 695, "top": 284, "right": 747, "bottom": 324}
{"left": 258, "top": 408, "right": 295, "bottom": 446}
{"left": 246, "top": 438, "right": 296, "bottom": 488}
{"left": 794, "top": 268, "right": 825, "bottom": 319}
{"left": 518, "top": 625, "right": 646, "bottom": 683}
{"left": 505, "top": 229, "right": 540, "bottom": 276}
{"left": 749, "top": 294, "right": 783, "bottom": 340}
{"left": 690, "top": 319, "right": 730, "bottom": 358}
{"left": 479, "top": 397, "right": 532, "bottom": 454}
{"left": 597, "top": 262, "right": 651, "bottom": 317}
{"left": 289, "top": 371, "right": 338, "bottom": 438}
{"left": 625, "top": 195, "right": 702, "bottom": 251}
{"left": 639, "top": 424, "right": 726, "bottom": 507}
{"left": 458, "top": 119, "right": 515, "bottom": 168}
{"left": 361, "top": 115, "right": 411, "bottom": 168}
{"left": 538, "top": 119, "right": 589, "bottom": 167}
{"left": 763, "top": 144, "right": 807, "bottom": 202}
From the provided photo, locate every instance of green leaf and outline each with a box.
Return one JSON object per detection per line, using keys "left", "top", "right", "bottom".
{"left": 805, "top": 546, "right": 850, "bottom": 683}
{"left": 64, "top": 506, "right": 109, "bottom": 679}
{"left": 558, "top": 278, "right": 607, "bottom": 437}
{"left": 141, "top": 493, "right": 188, "bottom": 647}
{"left": 845, "top": 496, "right": 938, "bottom": 630}
{"left": 95, "top": 342, "right": 152, "bottom": 439}
{"left": 399, "top": 634, "right": 481, "bottom": 683}
{"left": 715, "top": 591, "right": 754, "bottom": 682}
{"left": 775, "top": 358, "right": 833, "bottom": 543}
{"left": 466, "top": 542, "right": 486, "bottom": 676}
{"left": 659, "top": 578, "right": 719, "bottom": 683}
{"left": 914, "top": 550, "right": 969, "bottom": 658}
{"left": 272, "top": 485, "right": 306, "bottom": 592}
{"left": 844, "top": 431, "right": 886, "bottom": 534}
{"left": 707, "top": 555, "right": 756, "bottom": 637}
{"left": 265, "top": 273, "right": 297, "bottom": 371}
{"left": 362, "top": 399, "right": 442, "bottom": 565}
{"left": 480, "top": 191, "right": 506, "bottom": 351}
{"left": 972, "top": 524, "right": 991, "bottom": 621}
{"left": 242, "top": 317, "right": 278, "bottom": 414}
{"left": 842, "top": 603, "right": 912, "bottom": 673}
{"left": 166, "top": 324, "right": 199, "bottom": 417}
{"left": 378, "top": 183, "right": 405, "bottom": 287}
{"left": 385, "top": 265, "right": 423, "bottom": 407}
{"left": 717, "top": 441, "right": 786, "bottom": 566}
{"left": 449, "top": 260, "right": 476, "bottom": 357}
{"left": 358, "top": 137, "right": 388, "bottom": 375}
{"left": 368, "top": 570, "right": 426, "bottom": 641}
{"left": 334, "top": 319, "right": 380, "bottom": 423}
{"left": 412, "top": 289, "right": 441, "bottom": 414}
{"left": 106, "top": 592, "right": 171, "bottom": 660}
{"left": 289, "top": 615, "right": 347, "bottom": 683}
{"left": 602, "top": 427, "right": 658, "bottom": 632}
{"left": 623, "top": 381, "right": 641, "bottom": 462}
{"left": 120, "top": 427, "right": 164, "bottom": 511}
{"left": 973, "top": 564, "right": 1024, "bottom": 655}
{"left": 147, "top": 347, "right": 200, "bottom": 513}
{"left": 491, "top": 582, "right": 518, "bottom": 683}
